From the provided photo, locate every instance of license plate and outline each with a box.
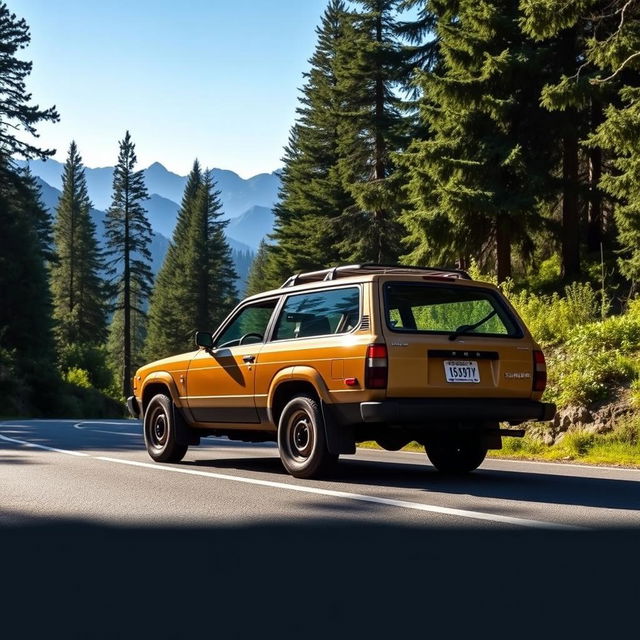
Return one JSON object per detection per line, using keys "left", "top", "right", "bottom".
{"left": 444, "top": 360, "right": 480, "bottom": 383}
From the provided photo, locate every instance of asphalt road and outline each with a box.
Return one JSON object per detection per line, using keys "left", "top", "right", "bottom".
{"left": 1, "top": 418, "right": 639, "bottom": 530}
{"left": 2, "top": 419, "right": 640, "bottom": 637}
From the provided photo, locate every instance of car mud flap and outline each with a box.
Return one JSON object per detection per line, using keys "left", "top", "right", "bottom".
{"left": 173, "top": 404, "right": 200, "bottom": 446}
{"left": 321, "top": 400, "right": 355, "bottom": 455}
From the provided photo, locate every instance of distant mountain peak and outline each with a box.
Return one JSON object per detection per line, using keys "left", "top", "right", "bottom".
{"left": 146, "top": 161, "right": 168, "bottom": 172}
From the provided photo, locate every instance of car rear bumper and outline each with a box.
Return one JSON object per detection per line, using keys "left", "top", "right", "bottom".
{"left": 359, "top": 398, "right": 556, "bottom": 425}
{"left": 127, "top": 395, "right": 141, "bottom": 419}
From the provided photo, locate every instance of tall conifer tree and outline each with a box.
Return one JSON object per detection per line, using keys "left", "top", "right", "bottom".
{"left": 145, "top": 160, "right": 204, "bottom": 359}
{"left": 104, "top": 132, "right": 153, "bottom": 397}
{"left": 0, "top": 168, "right": 57, "bottom": 412}
{"left": 266, "top": 0, "right": 354, "bottom": 287}
{"left": 0, "top": 3, "right": 59, "bottom": 413}
{"left": 520, "top": 0, "right": 620, "bottom": 278}
{"left": 144, "top": 164, "right": 237, "bottom": 360}
{"left": 333, "top": 0, "right": 411, "bottom": 263}
{"left": 583, "top": 0, "right": 640, "bottom": 283}
{"left": 191, "top": 170, "right": 238, "bottom": 330}
{"left": 50, "top": 142, "right": 106, "bottom": 354}
{"left": 399, "top": 0, "right": 557, "bottom": 281}
{"left": 0, "top": 2, "right": 58, "bottom": 171}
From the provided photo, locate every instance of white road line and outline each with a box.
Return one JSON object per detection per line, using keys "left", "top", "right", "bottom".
{"left": 95, "top": 455, "right": 582, "bottom": 530}
{"left": 0, "top": 433, "right": 89, "bottom": 457}
{"left": 0, "top": 429, "right": 587, "bottom": 530}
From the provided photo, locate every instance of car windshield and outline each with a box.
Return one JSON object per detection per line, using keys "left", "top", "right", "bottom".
{"left": 383, "top": 282, "right": 521, "bottom": 337}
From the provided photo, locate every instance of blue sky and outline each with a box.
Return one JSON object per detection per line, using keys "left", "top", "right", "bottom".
{"left": 11, "top": 0, "right": 329, "bottom": 178}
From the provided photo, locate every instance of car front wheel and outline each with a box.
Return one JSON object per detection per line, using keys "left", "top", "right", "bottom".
{"left": 277, "top": 395, "right": 337, "bottom": 479}
{"left": 143, "top": 393, "right": 188, "bottom": 463}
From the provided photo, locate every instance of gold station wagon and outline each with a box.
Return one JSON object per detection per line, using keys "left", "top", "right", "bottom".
{"left": 127, "top": 264, "right": 555, "bottom": 478}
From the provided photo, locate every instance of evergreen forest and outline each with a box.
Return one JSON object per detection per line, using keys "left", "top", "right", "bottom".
{"left": 2, "top": 0, "right": 640, "bottom": 439}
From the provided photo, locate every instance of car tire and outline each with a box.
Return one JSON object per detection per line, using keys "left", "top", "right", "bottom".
{"left": 278, "top": 395, "right": 338, "bottom": 479}
{"left": 143, "top": 393, "right": 189, "bottom": 463}
{"left": 425, "top": 440, "right": 487, "bottom": 474}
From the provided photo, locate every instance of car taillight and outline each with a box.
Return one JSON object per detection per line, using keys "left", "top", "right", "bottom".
{"left": 533, "top": 350, "right": 547, "bottom": 392}
{"left": 365, "top": 343, "right": 388, "bottom": 389}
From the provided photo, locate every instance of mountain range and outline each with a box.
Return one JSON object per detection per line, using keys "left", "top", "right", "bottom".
{"left": 22, "top": 159, "right": 281, "bottom": 291}
{"left": 18, "top": 158, "right": 280, "bottom": 222}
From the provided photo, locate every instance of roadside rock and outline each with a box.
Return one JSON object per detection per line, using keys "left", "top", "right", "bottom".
{"left": 525, "top": 395, "right": 636, "bottom": 445}
{"left": 553, "top": 405, "right": 593, "bottom": 432}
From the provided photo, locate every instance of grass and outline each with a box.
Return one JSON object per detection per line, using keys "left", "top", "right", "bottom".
{"left": 357, "top": 416, "right": 640, "bottom": 468}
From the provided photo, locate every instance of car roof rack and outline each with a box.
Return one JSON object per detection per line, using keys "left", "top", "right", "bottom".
{"left": 280, "top": 263, "right": 472, "bottom": 288}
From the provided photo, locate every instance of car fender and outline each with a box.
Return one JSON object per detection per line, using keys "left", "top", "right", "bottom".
{"left": 140, "top": 371, "right": 185, "bottom": 409}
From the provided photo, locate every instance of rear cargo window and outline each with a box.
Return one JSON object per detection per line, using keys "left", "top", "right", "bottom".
{"left": 384, "top": 282, "right": 521, "bottom": 338}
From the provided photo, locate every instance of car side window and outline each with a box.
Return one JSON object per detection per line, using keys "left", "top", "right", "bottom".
{"left": 273, "top": 287, "right": 360, "bottom": 341}
{"left": 214, "top": 299, "right": 279, "bottom": 348}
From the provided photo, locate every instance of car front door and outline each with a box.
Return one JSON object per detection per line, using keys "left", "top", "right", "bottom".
{"left": 185, "top": 298, "right": 279, "bottom": 424}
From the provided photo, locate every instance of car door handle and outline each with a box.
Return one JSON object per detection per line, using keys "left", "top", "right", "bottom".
{"left": 243, "top": 355, "right": 255, "bottom": 363}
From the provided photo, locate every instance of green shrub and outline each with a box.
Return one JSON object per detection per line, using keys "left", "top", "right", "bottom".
{"left": 505, "top": 282, "right": 599, "bottom": 346}
{"left": 63, "top": 367, "right": 92, "bottom": 389}
{"left": 57, "top": 344, "right": 114, "bottom": 391}
{"left": 59, "top": 381, "right": 125, "bottom": 418}
{"left": 546, "top": 348, "right": 638, "bottom": 407}
{"left": 557, "top": 432, "right": 596, "bottom": 457}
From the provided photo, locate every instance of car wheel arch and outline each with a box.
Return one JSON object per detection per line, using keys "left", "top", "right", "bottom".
{"left": 140, "top": 373, "right": 182, "bottom": 413}
{"left": 268, "top": 367, "right": 331, "bottom": 426}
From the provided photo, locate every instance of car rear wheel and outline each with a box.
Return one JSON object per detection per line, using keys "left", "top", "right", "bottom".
{"left": 144, "top": 393, "right": 188, "bottom": 463}
{"left": 425, "top": 441, "right": 487, "bottom": 474}
{"left": 278, "top": 395, "right": 337, "bottom": 479}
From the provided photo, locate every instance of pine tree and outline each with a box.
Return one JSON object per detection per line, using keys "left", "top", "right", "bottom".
{"left": 191, "top": 170, "right": 238, "bottom": 330}
{"left": 333, "top": 0, "right": 412, "bottom": 263}
{"left": 0, "top": 165, "right": 57, "bottom": 413}
{"left": 399, "top": 0, "right": 558, "bottom": 281}
{"left": 144, "top": 164, "right": 238, "bottom": 361}
{"left": 0, "top": 3, "right": 59, "bottom": 414}
{"left": 0, "top": 2, "right": 58, "bottom": 171}
{"left": 145, "top": 160, "right": 204, "bottom": 360}
{"left": 104, "top": 131, "right": 153, "bottom": 397}
{"left": 245, "top": 240, "right": 270, "bottom": 296}
{"left": 520, "top": 0, "right": 622, "bottom": 279}
{"left": 265, "top": 0, "right": 354, "bottom": 287}
{"left": 584, "top": 0, "right": 640, "bottom": 284}
{"left": 50, "top": 142, "right": 107, "bottom": 382}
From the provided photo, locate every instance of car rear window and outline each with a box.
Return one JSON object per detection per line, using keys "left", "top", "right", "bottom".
{"left": 273, "top": 287, "right": 360, "bottom": 340}
{"left": 383, "top": 282, "right": 522, "bottom": 338}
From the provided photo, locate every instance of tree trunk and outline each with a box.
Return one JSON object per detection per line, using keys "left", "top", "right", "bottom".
{"left": 122, "top": 194, "right": 131, "bottom": 399}
{"left": 587, "top": 99, "right": 603, "bottom": 253}
{"left": 496, "top": 213, "right": 511, "bottom": 283}
{"left": 373, "top": 9, "right": 385, "bottom": 265}
{"left": 562, "top": 122, "right": 580, "bottom": 280}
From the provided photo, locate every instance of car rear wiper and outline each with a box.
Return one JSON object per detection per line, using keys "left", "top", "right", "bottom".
{"left": 448, "top": 309, "right": 498, "bottom": 341}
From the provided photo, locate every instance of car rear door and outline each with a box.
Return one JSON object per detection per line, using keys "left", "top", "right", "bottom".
{"left": 379, "top": 279, "right": 535, "bottom": 399}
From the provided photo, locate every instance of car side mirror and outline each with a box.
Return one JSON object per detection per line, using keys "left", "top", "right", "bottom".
{"left": 195, "top": 331, "right": 214, "bottom": 349}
